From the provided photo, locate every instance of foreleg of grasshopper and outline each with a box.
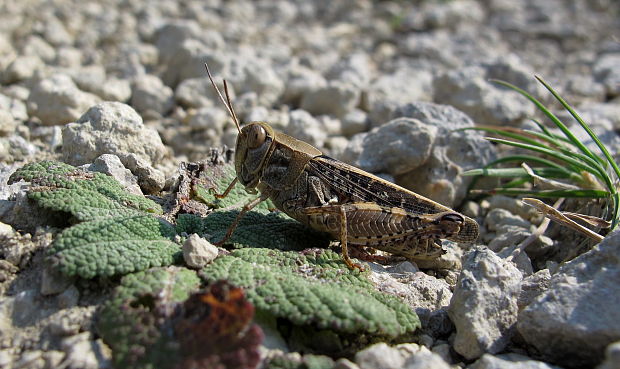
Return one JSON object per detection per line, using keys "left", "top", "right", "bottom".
{"left": 213, "top": 178, "right": 239, "bottom": 199}
{"left": 213, "top": 190, "right": 271, "bottom": 246}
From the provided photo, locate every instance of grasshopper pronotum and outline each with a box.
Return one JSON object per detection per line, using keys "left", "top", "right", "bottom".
{"left": 205, "top": 64, "right": 479, "bottom": 270}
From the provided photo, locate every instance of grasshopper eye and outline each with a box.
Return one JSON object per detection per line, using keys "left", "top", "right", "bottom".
{"left": 247, "top": 125, "right": 267, "bottom": 149}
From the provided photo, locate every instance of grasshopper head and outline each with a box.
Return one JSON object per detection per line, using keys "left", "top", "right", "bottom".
{"left": 235, "top": 122, "right": 275, "bottom": 192}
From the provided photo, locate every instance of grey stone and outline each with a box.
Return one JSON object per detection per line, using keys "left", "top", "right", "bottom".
{"left": 356, "top": 343, "right": 450, "bottom": 369}
{"left": 13, "top": 350, "right": 44, "bottom": 369}
{"left": 227, "top": 57, "right": 285, "bottom": 107}
{"left": 284, "top": 109, "right": 327, "bottom": 148}
{"left": 130, "top": 74, "right": 174, "bottom": 116}
{"left": 42, "top": 15, "right": 73, "bottom": 46}
{"left": 88, "top": 154, "right": 143, "bottom": 196}
{"left": 93, "top": 78, "right": 132, "bottom": 102}
{"left": 61, "top": 332, "right": 112, "bottom": 369}
{"left": 354, "top": 343, "right": 406, "bottom": 369}
{"left": 433, "top": 66, "right": 535, "bottom": 125}
{"left": 390, "top": 102, "right": 496, "bottom": 207}
{"left": 2, "top": 55, "right": 45, "bottom": 84}
{"left": 21, "top": 35, "right": 56, "bottom": 63}
{"left": 431, "top": 343, "right": 453, "bottom": 365}
{"left": 563, "top": 74, "right": 606, "bottom": 102}
{"left": 54, "top": 46, "right": 82, "bottom": 67}
{"left": 29, "top": 125, "right": 63, "bottom": 152}
{"left": 40, "top": 264, "right": 74, "bottom": 296}
{"left": 0, "top": 136, "right": 38, "bottom": 162}
{"left": 281, "top": 64, "right": 327, "bottom": 105}
{"left": 12, "top": 289, "right": 40, "bottom": 325}
{"left": 326, "top": 52, "right": 372, "bottom": 89}
{"left": 518, "top": 269, "right": 551, "bottom": 309}
{"left": 62, "top": 102, "right": 167, "bottom": 166}
{"left": 28, "top": 74, "right": 100, "bottom": 126}
{"left": 594, "top": 53, "right": 620, "bottom": 97}
{"left": 403, "top": 0, "right": 485, "bottom": 30}
{"left": 403, "top": 349, "right": 451, "bottom": 369}
{"left": 0, "top": 350, "right": 13, "bottom": 368}
{"left": 348, "top": 117, "right": 437, "bottom": 176}
{"left": 485, "top": 195, "right": 543, "bottom": 223}
{"left": 245, "top": 106, "right": 290, "bottom": 131}
{"left": 186, "top": 106, "right": 229, "bottom": 131}
{"left": 3, "top": 85, "right": 30, "bottom": 101}
{"left": 325, "top": 135, "right": 350, "bottom": 161}
{"left": 160, "top": 38, "right": 226, "bottom": 87}
{"left": 57, "top": 285, "right": 80, "bottom": 309}
{"left": 155, "top": 21, "right": 202, "bottom": 59}
{"left": 334, "top": 358, "right": 360, "bottom": 369}
{"left": 448, "top": 247, "right": 522, "bottom": 360}
{"left": 0, "top": 93, "right": 28, "bottom": 122}
{"left": 182, "top": 234, "right": 219, "bottom": 269}
{"left": 483, "top": 54, "right": 545, "bottom": 99}
{"left": 318, "top": 115, "right": 343, "bottom": 136}
{"left": 341, "top": 109, "right": 368, "bottom": 137}
{"left": 300, "top": 81, "right": 360, "bottom": 119}
{"left": 69, "top": 65, "right": 107, "bottom": 94}
{"left": 517, "top": 229, "right": 620, "bottom": 368}
{"left": 484, "top": 208, "right": 533, "bottom": 251}
{"left": 469, "top": 353, "right": 562, "bottom": 369}
{"left": 365, "top": 68, "right": 434, "bottom": 126}
{"left": 175, "top": 77, "right": 222, "bottom": 109}
{"left": 43, "top": 350, "right": 65, "bottom": 369}
{"left": 369, "top": 263, "right": 451, "bottom": 331}
{"left": 118, "top": 153, "right": 166, "bottom": 194}
{"left": 597, "top": 341, "right": 620, "bottom": 369}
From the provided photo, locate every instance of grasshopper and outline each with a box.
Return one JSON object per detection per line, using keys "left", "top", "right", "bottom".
{"left": 204, "top": 64, "right": 478, "bottom": 270}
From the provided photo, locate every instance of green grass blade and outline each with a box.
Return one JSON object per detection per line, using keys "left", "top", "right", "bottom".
{"left": 482, "top": 155, "right": 566, "bottom": 170}
{"left": 486, "top": 138, "right": 605, "bottom": 180}
{"left": 536, "top": 76, "right": 620, "bottom": 186}
{"left": 500, "top": 177, "right": 531, "bottom": 189}
{"left": 492, "top": 79, "right": 598, "bottom": 161}
{"left": 530, "top": 119, "right": 574, "bottom": 146}
{"left": 462, "top": 167, "right": 575, "bottom": 179}
{"left": 462, "top": 126, "right": 551, "bottom": 148}
{"left": 471, "top": 188, "right": 610, "bottom": 198}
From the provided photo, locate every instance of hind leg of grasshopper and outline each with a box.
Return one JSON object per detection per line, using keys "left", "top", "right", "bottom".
{"left": 301, "top": 205, "right": 365, "bottom": 271}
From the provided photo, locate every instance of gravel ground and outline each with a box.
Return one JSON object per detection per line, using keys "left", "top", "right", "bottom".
{"left": 1, "top": 0, "right": 620, "bottom": 368}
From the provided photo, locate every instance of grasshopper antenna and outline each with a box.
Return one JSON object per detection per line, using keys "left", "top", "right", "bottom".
{"left": 204, "top": 62, "right": 241, "bottom": 133}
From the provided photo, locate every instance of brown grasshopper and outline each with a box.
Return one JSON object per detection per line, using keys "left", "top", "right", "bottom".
{"left": 204, "top": 64, "right": 478, "bottom": 270}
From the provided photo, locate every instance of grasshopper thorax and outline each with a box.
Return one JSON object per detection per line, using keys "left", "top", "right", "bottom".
{"left": 235, "top": 121, "right": 323, "bottom": 194}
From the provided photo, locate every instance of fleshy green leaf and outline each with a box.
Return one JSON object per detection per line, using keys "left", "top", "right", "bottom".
{"left": 8, "top": 161, "right": 181, "bottom": 278}
{"left": 9, "top": 160, "right": 162, "bottom": 220}
{"left": 194, "top": 164, "right": 274, "bottom": 211}
{"left": 50, "top": 215, "right": 181, "bottom": 278}
{"left": 202, "top": 248, "right": 421, "bottom": 338}
{"left": 176, "top": 211, "right": 331, "bottom": 251}
{"left": 265, "top": 353, "right": 335, "bottom": 369}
